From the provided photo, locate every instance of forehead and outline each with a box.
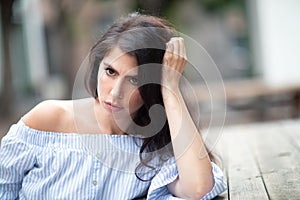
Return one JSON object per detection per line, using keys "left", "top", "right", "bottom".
{"left": 103, "top": 47, "right": 138, "bottom": 70}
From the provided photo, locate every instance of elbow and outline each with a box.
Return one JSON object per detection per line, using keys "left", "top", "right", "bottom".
{"left": 185, "top": 177, "right": 214, "bottom": 200}
{"left": 190, "top": 184, "right": 213, "bottom": 200}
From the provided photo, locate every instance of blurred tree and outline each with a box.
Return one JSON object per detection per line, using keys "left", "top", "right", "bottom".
{"left": 134, "top": 0, "right": 176, "bottom": 17}
{"left": 42, "top": 0, "right": 86, "bottom": 98}
{"left": 0, "top": 0, "right": 14, "bottom": 117}
{"left": 200, "top": 0, "right": 232, "bottom": 13}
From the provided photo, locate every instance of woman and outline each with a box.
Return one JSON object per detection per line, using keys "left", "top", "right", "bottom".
{"left": 0, "top": 13, "right": 226, "bottom": 199}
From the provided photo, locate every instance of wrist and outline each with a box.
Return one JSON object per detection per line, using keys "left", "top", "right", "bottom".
{"left": 161, "top": 86, "right": 182, "bottom": 104}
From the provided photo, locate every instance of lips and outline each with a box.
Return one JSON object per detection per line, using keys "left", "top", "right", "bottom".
{"left": 103, "top": 101, "right": 124, "bottom": 112}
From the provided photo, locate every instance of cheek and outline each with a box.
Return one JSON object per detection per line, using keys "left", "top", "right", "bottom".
{"left": 128, "top": 89, "right": 144, "bottom": 111}
{"left": 98, "top": 74, "right": 110, "bottom": 96}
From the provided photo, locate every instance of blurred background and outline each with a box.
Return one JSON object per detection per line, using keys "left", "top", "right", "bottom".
{"left": 1, "top": 0, "right": 300, "bottom": 137}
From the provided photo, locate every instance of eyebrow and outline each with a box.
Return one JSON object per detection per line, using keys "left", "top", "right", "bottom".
{"left": 103, "top": 62, "right": 119, "bottom": 75}
{"left": 103, "top": 62, "right": 138, "bottom": 77}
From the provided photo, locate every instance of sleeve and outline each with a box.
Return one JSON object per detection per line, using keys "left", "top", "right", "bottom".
{"left": 147, "top": 158, "right": 227, "bottom": 200}
{"left": 0, "top": 123, "right": 37, "bottom": 200}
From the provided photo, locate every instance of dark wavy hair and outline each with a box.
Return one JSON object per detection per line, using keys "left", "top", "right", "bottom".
{"left": 85, "top": 13, "right": 177, "bottom": 180}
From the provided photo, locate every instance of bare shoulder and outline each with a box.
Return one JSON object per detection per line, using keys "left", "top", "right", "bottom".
{"left": 22, "top": 100, "right": 74, "bottom": 132}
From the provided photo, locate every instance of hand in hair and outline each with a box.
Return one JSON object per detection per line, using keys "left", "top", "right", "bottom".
{"left": 161, "top": 37, "right": 214, "bottom": 199}
{"left": 161, "top": 37, "right": 187, "bottom": 91}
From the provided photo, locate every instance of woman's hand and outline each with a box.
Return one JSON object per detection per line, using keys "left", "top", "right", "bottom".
{"left": 161, "top": 37, "right": 187, "bottom": 92}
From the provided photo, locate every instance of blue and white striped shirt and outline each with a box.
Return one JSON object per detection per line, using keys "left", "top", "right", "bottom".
{"left": 0, "top": 120, "right": 226, "bottom": 199}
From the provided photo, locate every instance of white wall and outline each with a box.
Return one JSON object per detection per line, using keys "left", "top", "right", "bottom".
{"left": 250, "top": 0, "right": 300, "bottom": 86}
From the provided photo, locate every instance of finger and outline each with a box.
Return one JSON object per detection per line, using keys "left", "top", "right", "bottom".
{"left": 171, "top": 38, "right": 180, "bottom": 56}
{"left": 178, "top": 37, "right": 187, "bottom": 61}
{"left": 178, "top": 37, "right": 186, "bottom": 58}
{"left": 163, "top": 43, "right": 171, "bottom": 66}
{"left": 167, "top": 41, "right": 174, "bottom": 54}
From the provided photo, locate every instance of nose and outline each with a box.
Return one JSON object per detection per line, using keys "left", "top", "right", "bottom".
{"left": 110, "top": 79, "right": 124, "bottom": 99}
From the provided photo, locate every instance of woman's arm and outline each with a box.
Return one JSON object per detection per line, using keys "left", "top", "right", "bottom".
{"left": 162, "top": 37, "right": 214, "bottom": 199}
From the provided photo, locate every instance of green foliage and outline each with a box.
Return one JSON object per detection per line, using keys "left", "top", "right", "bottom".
{"left": 199, "top": 0, "right": 242, "bottom": 13}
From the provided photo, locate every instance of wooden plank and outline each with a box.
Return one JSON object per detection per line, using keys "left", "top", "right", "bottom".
{"left": 279, "top": 119, "right": 300, "bottom": 151}
{"left": 221, "top": 128, "right": 269, "bottom": 199}
{"left": 244, "top": 121, "right": 300, "bottom": 199}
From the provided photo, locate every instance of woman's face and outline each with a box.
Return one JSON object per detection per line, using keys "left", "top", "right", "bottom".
{"left": 97, "top": 47, "right": 144, "bottom": 118}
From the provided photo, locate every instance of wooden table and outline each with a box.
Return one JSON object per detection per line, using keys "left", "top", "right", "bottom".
{"left": 190, "top": 79, "right": 300, "bottom": 119}
{"left": 213, "top": 118, "right": 300, "bottom": 199}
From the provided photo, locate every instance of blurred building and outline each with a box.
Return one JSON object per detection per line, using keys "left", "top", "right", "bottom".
{"left": 0, "top": 0, "right": 299, "bottom": 131}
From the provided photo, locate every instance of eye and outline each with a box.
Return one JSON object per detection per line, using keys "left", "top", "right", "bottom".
{"left": 129, "top": 77, "right": 139, "bottom": 85}
{"left": 105, "top": 67, "right": 116, "bottom": 76}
